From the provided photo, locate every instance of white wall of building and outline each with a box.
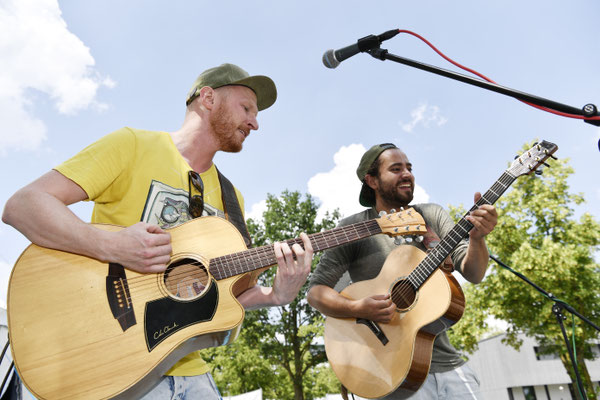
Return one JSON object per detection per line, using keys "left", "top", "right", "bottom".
{"left": 467, "top": 332, "right": 600, "bottom": 400}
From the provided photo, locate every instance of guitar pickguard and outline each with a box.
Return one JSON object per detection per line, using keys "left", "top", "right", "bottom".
{"left": 144, "top": 278, "right": 219, "bottom": 351}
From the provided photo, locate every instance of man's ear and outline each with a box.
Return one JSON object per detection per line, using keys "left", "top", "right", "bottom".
{"left": 364, "top": 174, "right": 378, "bottom": 190}
{"left": 198, "top": 86, "right": 215, "bottom": 110}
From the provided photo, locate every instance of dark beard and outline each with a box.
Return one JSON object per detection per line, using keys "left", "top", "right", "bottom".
{"left": 210, "top": 102, "right": 242, "bottom": 153}
{"left": 378, "top": 179, "right": 413, "bottom": 208}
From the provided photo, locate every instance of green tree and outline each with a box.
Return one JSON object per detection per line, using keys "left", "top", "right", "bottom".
{"left": 203, "top": 190, "right": 342, "bottom": 400}
{"left": 447, "top": 141, "right": 600, "bottom": 399}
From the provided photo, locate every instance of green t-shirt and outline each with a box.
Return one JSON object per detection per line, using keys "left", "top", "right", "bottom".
{"left": 55, "top": 127, "right": 245, "bottom": 376}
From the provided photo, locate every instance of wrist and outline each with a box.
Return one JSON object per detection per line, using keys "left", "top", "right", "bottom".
{"left": 93, "top": 227, "right": 116, "bottom": 263}
{"left": 348, "top": 298, "right": 365, "bottom": 319}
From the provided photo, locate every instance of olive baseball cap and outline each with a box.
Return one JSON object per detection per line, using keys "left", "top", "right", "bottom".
{"left": 357, "top": 143, "right": 398, "bottom": 207}
{"left": 185, "top": 63, "right": 277, "bottom": 111}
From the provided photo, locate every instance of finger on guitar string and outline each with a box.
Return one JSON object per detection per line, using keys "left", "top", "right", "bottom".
{"left": 467, "top": 191, "right": 498, "bottom": 239}
{"left": 355, "top": 294, "right": 396, "bottom": 323}
{"left": 271, "top": 233, "right": 314, "bottom": 306}
{"left": 273, "top": 241, "right": 293, "bottom": 273}
{"left": 297, "top": 232, "right": 314, "bottom": 274}
{"left": 106, "top": 222, "right": 173, "bottom": 274}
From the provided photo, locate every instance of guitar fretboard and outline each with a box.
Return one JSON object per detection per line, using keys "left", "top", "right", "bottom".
{"left": 407, "top": 171, "right": 516, "bottom": 288}
{"left": 209, "top": 219, "right": 382, "bottom": 280}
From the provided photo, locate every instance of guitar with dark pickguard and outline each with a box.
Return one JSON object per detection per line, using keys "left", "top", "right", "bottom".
{"left": 8, "top": 208, "right": 425, "bottom": 399}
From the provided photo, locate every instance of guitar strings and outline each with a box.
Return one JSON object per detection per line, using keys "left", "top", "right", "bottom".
{"left": 389, "top": 172, "right": 515, "bottom": 305}
{"left": 120, "top": 221, "right": 385, "bottom": 299}
{"left": 123, "top": 220, "right": 378, "bottom": 287}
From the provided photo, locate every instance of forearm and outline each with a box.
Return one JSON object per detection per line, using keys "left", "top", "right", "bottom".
{"left": 307, "top": 284, "right": 359, "bottom": 318}
{"left": 3, "top": 188, "right": 108, "bottom": 260}
{"left": 460, "top": 236, "right": 490, "bottom": 283}
{"left": 237, "top": 285, "right": 279, "bottom": 310}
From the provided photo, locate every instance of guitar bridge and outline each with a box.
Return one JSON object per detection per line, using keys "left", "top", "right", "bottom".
{"left": 356, "top": 318, "right": 389, "bottom": 345}
{"left": 106, "top": 263, "right": 136, "bottom": 332}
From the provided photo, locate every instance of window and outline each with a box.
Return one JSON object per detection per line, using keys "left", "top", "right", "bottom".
{"left": 534, "top": 345, "right": 559, "bottom": 360}
{"left": 523, "top": 386, "right": 537, "bottom": 400}
{"left": 591, "top": 344, "right": 600, "bottom": 358}
{"left": 506, "top": 387, "right": 514, "bottom": 400}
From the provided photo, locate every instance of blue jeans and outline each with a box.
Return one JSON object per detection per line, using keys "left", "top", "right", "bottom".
{"left": 383, "top": 364, "right": 481, "bottom": 400}
{"left": 140, "top": 373, "right": 222, "bottom": 400}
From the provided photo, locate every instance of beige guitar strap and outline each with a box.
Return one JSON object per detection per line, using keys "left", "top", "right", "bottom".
{"left": 340, "top": 384, "right": 349, "bottom": 400}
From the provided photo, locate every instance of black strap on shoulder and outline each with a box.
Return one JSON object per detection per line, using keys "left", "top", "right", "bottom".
{"left": 216, "top": 167, "right": 252, "bottom": 248}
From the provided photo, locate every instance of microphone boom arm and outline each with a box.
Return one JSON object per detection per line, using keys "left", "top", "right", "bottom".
{"left": 366, "top": 47, "right": 600, "bottom": 128}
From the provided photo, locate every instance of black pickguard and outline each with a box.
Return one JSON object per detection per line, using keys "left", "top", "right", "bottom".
{"left": 144, "top": 279, "right": 219, "bottom": 351}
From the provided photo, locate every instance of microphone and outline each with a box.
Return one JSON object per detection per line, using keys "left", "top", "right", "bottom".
{"left": 322, "top": 29, "right": 400, "bottom": 69}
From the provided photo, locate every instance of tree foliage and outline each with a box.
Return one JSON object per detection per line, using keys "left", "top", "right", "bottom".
{"left": 447, "top": 141, "right": 600, "bottom": 399}
{"left": 203, "top": 190, "right": 342, "bottom": 400}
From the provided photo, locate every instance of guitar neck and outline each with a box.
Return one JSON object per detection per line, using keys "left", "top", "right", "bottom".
{"left": 408, "top": 171, "right": 517, "bottom": 288}
{"left": 209, "top": 219, "right": 383, "bottom": 280}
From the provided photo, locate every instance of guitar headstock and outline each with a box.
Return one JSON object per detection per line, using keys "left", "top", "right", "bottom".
{"left": 507, "top": 140, "right": 558, "bottom": 178}
{"left": 376, "top": 208, "right": 427, "bottom": 238}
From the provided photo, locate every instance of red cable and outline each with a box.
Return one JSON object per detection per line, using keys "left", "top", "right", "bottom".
{"left": 396, "top": 29, "right": 600, "bottom": 122}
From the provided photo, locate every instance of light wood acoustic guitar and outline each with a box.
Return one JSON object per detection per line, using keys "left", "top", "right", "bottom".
{"left": 8, "top": 209, "right": 426, "bottom": 399}
{"left": 324, "top": 140, "right": 558, "bottom": 399}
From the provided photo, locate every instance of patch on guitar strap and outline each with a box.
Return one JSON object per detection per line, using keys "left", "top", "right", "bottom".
{"left": 421, "top": 226, "right": 454, "bottom": 272}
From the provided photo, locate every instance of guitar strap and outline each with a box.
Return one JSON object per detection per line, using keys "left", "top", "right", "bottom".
{"left": 216, "top": 167, "right": 253, "bottom": 248}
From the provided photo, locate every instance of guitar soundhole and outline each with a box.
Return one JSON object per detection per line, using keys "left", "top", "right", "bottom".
{"left": 390, "top": 278, "right": 416, "bottom": 310}
{"left": 163, "top": 258, "right": 210, "bottom": 300}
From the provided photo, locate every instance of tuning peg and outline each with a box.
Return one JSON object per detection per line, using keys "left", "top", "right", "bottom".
{"left": 535, "top": 170, "right": 543, "bottom": 176}
{"left": 379, "top": 210, "right": 387, "bottom": 217}
{"left": 405, "top": 237, "right": 413, "bottom": 243}
{"left": 390, "top": 209, "right": 396, "bottom": 213}
{"left": 549, "top": 154, "right": 557, "bottom": 160}
{"left": 394, "top": 237, "right": 405, "bottom": 245}
{"left": 543, "top": 162, "right": 550, "bottom": 168}
{"left": 415, "top": 236, "right": 423, "bottom": 243}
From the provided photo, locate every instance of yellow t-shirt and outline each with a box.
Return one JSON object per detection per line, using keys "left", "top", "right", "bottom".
{"left": 55, "top": 127, "right": 244, "bottom": 376}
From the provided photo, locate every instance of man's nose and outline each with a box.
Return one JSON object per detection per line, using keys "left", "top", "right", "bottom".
{"left": 248, "top": 115, "right": 259, "bottom": 131}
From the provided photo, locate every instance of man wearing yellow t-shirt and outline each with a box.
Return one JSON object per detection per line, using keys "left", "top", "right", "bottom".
{"left": 3, "top": 63, "right": 313, "bottom": 399}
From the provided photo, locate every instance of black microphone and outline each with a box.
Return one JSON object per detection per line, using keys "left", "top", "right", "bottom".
{"left": 322, "top": 29, "right": 400, "bottom": 69}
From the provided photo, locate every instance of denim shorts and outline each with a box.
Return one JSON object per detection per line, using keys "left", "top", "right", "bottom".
{"left": 140, "top": 373, "right": 222, "bottom": 400}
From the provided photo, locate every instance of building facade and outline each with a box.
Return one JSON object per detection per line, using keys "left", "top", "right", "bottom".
{"left": 467, "top": 332, "right": 600, "bottom": 400}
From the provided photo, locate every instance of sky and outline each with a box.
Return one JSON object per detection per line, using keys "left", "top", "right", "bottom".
{"left": 1, "top": 0, "right": 599, "bottom": 308}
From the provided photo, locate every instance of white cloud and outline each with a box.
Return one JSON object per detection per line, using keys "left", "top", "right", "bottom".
{"left": 246, "top": 199, "right": 267, "bottom": 222}
{"left": 308, "top": 144, "right": 366, "bottom": 220}
{"left": 400, "top": 103, "right": 448, "bottom": 133}
{"left": 0, "top": 0, "right": 114, "bottom": 154}
{"left": 308, "top": 144, "right": 430, "bottom": 220}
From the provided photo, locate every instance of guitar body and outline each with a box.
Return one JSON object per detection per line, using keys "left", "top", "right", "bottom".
{"left": 8, "top": 216, "right": 255, "bottom": 400}
{"left": 324, "top": 245, "right": 465, "bottom": 399}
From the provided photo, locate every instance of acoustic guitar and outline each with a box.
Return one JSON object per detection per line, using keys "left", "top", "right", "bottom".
{"left": 8, "top": 209, "right": 425, "bottom": 399}
{"left": 323, "top": 140, "right": 558, "bottom": 399}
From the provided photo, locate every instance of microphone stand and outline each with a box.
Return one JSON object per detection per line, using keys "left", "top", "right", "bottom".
{"left": 363, "top": 46, "right": 600, "bottom": 151}
{"left": 489, "top": 254, "right": 600, "bottom": 400}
